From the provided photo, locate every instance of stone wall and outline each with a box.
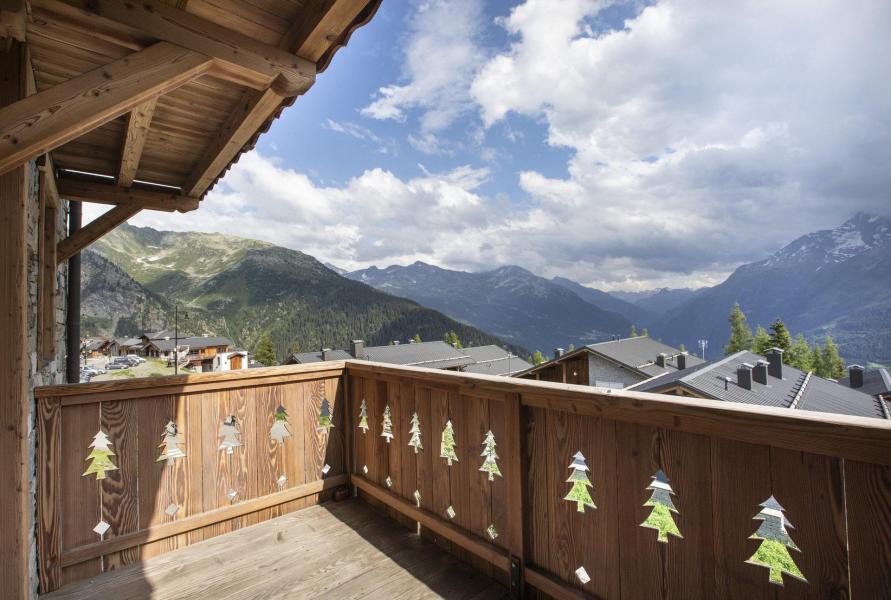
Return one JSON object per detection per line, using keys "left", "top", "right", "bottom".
{"left": 24, "top": 160, "right": 69, "bottom": 596}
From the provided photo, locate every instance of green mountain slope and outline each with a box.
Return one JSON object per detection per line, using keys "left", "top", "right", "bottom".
{"left": 88, "top": 225, "right": 526, "bottom": 361}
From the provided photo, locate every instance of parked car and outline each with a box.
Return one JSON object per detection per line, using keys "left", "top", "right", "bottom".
{"left": 105, "top": 362, "right": 127, "bottom": 370}
{"left": 81, "top": 365, "right": 105, "bottom": 376}
{"left": 126, "top": 354, "right": 146, "bottom": 364}
{"left": 111, "top": 356, "right": 135, "bottom": 366}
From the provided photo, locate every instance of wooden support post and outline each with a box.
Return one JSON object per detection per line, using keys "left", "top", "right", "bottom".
{"left": 1, "top": 0, "right": 26, "bottom": 47}
{"left": 505, "top": 392, "right": 527, "bottom": 598}
{"left": 0, "top": 38, "right": 31, "bottom": 599}
{"left": 38, "top": 166, "right": 58, "bottom": 361}
{"left": 117, "top": 98, "right": 158, "bottom": 187}
{"left": 0, "top": 41, "right": 213, "bottom": 175}
{"left": 57, "top": 204, "right": 140, "bottom": 264}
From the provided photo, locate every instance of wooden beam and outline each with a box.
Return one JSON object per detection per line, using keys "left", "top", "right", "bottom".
{"left": 279, "top": 0, "right": 337, "bottom": 53}
{"left": 0, "top": 38, "right": 31, "bottom": 599}
{"left": 0, "top": 0, "right": 26, "bottom": 45}
{"left": 36, "top": 154, "right": 59, "bottom": 208}
{"left": 56, "top": 204, "right": 139, "bottom": 264}
{"left": 38, "top": 168, "right": 58, "bottom": 361}
{"left": 44, "top": 0, "right": 315, "bottom": 94}
{"left": 0, "top": 41, "right": 212, "bottom": 176}
{"left": 58, "top": 176, "right": 198, "bottom": 213}
{"left": 183, "top": 85, "right": 285, "bottom": 197}
{"left": 117, "top": 98, "right": 157, "bottom": 187}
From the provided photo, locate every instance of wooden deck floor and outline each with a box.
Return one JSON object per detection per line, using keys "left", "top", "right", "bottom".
{"left": 42, "top": 499, "right": 509, "bottom": 600}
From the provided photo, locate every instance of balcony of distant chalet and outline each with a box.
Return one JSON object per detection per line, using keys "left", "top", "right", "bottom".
{"left": 35, "top": 360, "right": 891, "bottom": 599}
{"left": 2, "top": 1, "right": 890, "bottom": 599}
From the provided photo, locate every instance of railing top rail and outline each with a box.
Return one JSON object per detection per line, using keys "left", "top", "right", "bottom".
{"left": 34, "top": 360, "right": 347, "bottom": 400}
{"left": 345, "top": 360, "right": 891, "bottom": 466}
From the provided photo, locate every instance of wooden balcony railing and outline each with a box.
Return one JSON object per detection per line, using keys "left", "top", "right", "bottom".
{"left": 35, "top": 360, "right": 891, "bottom": 598}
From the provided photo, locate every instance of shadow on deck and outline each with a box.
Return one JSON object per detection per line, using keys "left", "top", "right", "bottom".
{"left": 41, "top": 498, "right": 509, "bottom": 599}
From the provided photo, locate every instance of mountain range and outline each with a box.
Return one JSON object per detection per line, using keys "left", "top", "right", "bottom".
{"left": 83, "top": 225, "right": 527, "bottom": 361}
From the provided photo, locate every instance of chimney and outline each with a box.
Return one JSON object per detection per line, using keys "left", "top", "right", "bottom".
{"left": 322, "top": 348, "right": 333, "bottom": 361}
{"left": 655, "top": 353, "right": 667, "bottom": 368}
{"left": 393, "top": 340, "right": 400, "bottom": 346}
{"left": 350, "top": 340, "right": 364, "bottom": 359}
{"left": 766, "top": 348, "right": 784, "bottom": 379}
{"left": 753, "top": 360, "right": 769, "bottom": 385}
{"left": 676, "top": 352, "right": 687, "bottom": 370}
{"left": 849, "top": 365, "right": 864, "bottom": 388}
{"left": 554, "top": 348, "right": 565, "bottom": 359}
{"left": 737, "top": 363, "right": 754, "bottom": 390}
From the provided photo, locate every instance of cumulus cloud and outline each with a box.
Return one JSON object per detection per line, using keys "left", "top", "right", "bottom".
{"left": 361, "top": 0, "right": 486, "bottom": 150}
{"left": 323, "top": 119, "right": 397, "bottom": 154}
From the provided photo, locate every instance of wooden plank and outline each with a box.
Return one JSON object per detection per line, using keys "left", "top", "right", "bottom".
{"left": 0, "top": 41, "right": 213, "bottom": 175}
{"left": 37, "top": 397, "right": 62, "bottom": 593}
{"left": 503, "top": 393, "right": 525, "bottom": 567}
{"left": 463, "top": 394, "right": 492, "bottom": 577}
{"left": 182, "top": 85, "right": 285, "bottom": 197}
{"left": 136, "top": 395, "right": 178, "bottom": 558}
{"left": 184, "top": 390, "right": 205, "bottom": 545}
{"left": 1, "top": 0, "right": 27, "bottom": 43}
{"left": 525, "top": 406, "right": 550, "bottom": 589}
{"left": 45, "top": 0, "right": 315, "bottom": 93}
{"left": 57, "top": 204, "right": 140, "bottom": 263}
{"left": 326, "top": 376, "right": 346, "bottom": 478}
{"left": 38, "top": 169, "right": 58, "bottom": 361}
{"left": 229, "top": 386, "right": 260, "bottom": 528}
{"left": 353, "top": 377, "right": 367, "bottom": 482}
{"left": 117, "top": 97, "right": 157, "bottom": 186}
{"left": 845, "top": 460, "right": 891, "bottom": 597}
{"left": 352, "top": 477, "right": 511, "bottom": 573}
{"left": 99, "top": 399, "right": 139, "bottom": 570}
{"left": 525, "top": 566, "right": 594, "bottom": 600}
{"left": 254, "top": 383, "right": 281, "bottom": 521}
{"left": 396, "top": 380, "right": 416, "bottom": 530}
{"left": 303, "top": 378, "right": 329, "bottom": 484}
{"left": 0, "top": 40, "right": 29, "bottom": 597}
{"left": 345, "top": 361, "right": 891, "bottom": 467}
{"left": 57, "top": 175, "right": 200, "bottom": 213}
{"left": 62, "top": 474, "right": 348, "bottom": 566}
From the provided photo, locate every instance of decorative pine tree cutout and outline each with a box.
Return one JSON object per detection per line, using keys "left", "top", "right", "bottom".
{"left": 156, "top": 420, "right": 186, "bottom": 465}
{"left": 563, "top": 451, "right": 596, "bottom": 513}
{"left": 218, "top": 415, "right": 242, "bottom": 454}
{"left": 479, "top": 430, "right": 502, "bottom": 481}
{"left": 440, "top": 420, "right": 458, "bottom": 466}
{"left": 83, "top": 430, "right": 118, "bottom": 480}
{"left": 381, "top": 405, "right": 394, "bottom": 443}
{"left": 318, "top": 397, "right": 334, "bottom": 431}
{"left": 746, "top": 496, "right": 807, "bottom": 586}
{"left": 270, "top": 405, "right": 292, "bottom": 444}
{"left": 408, "top": 412, "right": 423, "bottom": 453}
{"left": 640, "top": 469, "right": 682, "bottom": 543}
{"left": 358, "top": 399, "right": 369, "bottom": 434}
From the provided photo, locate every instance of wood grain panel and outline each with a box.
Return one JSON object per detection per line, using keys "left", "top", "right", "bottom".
{"left": 38, "top": 397, "right": 62, "bottom": 592}
{"left": 843, "top": 460, "right": 890, "bottom": 599}
{"left": 99, "top": 400, "right": 139, "bottom": 570}
{"left": 427, "top": 388, "right": 453, "bottom": 551}
{"left": 396, "top": 380, "right": 418, "bottom": 530}
{"left": 136, "top": 395, "right": 178, "bottom": 559}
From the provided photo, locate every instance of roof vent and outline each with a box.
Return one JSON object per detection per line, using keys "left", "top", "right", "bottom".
{"left": 753, "top": 360, "right": 769, "bottom": 385}
{"left": 724, "top": 376, "right": 731, "bottom": 391}
{"left": 322, "top": 348, "right": 333, "bottom": 361}
{"left": 737, "top": 363, "right": 754, "bottom": 390}
{"left": 554, "top": 348, "right": 564, "bottom": 359}
{"left": 676, "top": 352, "right": 687, "bottom": 370}
{"left": 849, "top": 364, "right": 864, "bottom": 388}
{"left": 766, "top": 348, "right": 784, "bottom": 379}
{"left": 655, "top": 353, "right": 667, "bottom": 368}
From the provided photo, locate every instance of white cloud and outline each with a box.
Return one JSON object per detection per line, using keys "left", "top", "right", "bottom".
{"left": 323, "top": 119, "right": 396, "bottom": 154}
{"left": 361, "top": 0, "right": 486, "bottom": 149}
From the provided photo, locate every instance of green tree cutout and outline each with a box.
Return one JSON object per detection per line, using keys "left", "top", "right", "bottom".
{"left": 318, "top": 397, "right": 334, "bottom": 431}
{"left": 270, "top": 406, "right": 292, "bottom": 444}
{"left": 440, "top": 420, "right": 458, "bottom": 465}
{"left": 640, "top": 470, "right": 682, "bottom": 543}
{"left": 563, "top": 451, "right": 596, "bottom": 513}
{"left": 479, "top": 430, "right": 502, "bottom": 482}
{"left": 746, "top": 496, "right": 807, "bottom": 586}
{"left": 83, "top": 430, "right": 118, "bottom": 480}
{"left": 357, "top": 399, "right": 369, "bottom": 434}
{"left": 408, "top": 412, "right": 423, "bottom": 453}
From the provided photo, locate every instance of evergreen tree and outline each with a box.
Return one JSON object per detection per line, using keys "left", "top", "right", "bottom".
{"left": 810, "top": 343, "right": 824, "bottom": 377}
{"left": 821, "top": 336, "right": 845, "bottom": 379}
{"left": 270, "top": 406, "right": 292, "bottom": 444}
{"left": 479, "top": 430, "right": 502, "bottom": 481}
{"left": 787, "top": 334, "right": 812, "bottom": 371}
{"left": 291, "top": 340, "right": 301, "bottom": 354}
{"left": 563, "top": 451, "right": 596, "bottom": 513}
{"left": 640, "top": 470, "right": 682, "bottom": 543}
{"left": 412, "top": 333, "right": 422, "bottom": 343}
{"left": 408, "top": 412, "right": 422, "bottom": 453}
{"left": 218, "top": 415, "right": 242, "bottom": 454}
{"left": 768, "top": 318, "right": 792, "bottom": 355}
{"left": 679, "top": 343, "right": 686, "bottom": 352}
{"left": 440, "top": 420, "right": 458, "bottom": 465}
{"left": 380, "top": 405, "right": 394, "bottom": 443}
{"left": 630, "top": 325, "right": 638, "bottom": 337}
{"left": 357, "top": 399, "right": 369, "bottom": 433}
{"left": 157, "top": 421, "right": 186, "bottom": 464}
{"left": 746, "top": 496, "right": 806, "bottom": 585}
{"left": 255, "top": 333, "right": 276, "bottom": 366}
{"left": 752, "top": 326, "right": 772, "bottom": 355}
{"left": 725, "top": 303, "right": 753, "bottom": 354}
{"left": 641, "top": 328, "right": 649, "bottom": 337}
{"left": 567, "top": 344, "right": 575, "bottom": 352}
{"left": 442, "top": 330, "right": 463, "bottom": 348}
{"left": 318, "top": 397, "right": 334, "bottom": 431}
{"left": 83, "top": 430, "right": 118, "bottom": 480}
{"left": 532, "top": 350, "right": 545, "bottom": 365}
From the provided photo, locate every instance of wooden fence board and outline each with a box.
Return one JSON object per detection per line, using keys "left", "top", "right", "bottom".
{"left": 842, "top": 460, "right": 890, "bottom": 598}
{"left": 99, "top": 399, "right": 139, "bottom": 570}
{"left": 396, "top": 381, "right": 418, "bottom": 530}
{"left": 427, "top": 388, "right": 452, "bottom": 551}
{"left": 136, "top": 395, "right": 178, "bottom": 559}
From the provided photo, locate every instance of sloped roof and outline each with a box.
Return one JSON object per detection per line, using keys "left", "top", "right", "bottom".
{"left": 148, "top": 335, "right": 233, "bottom": 352}
{"left": 462, "top": 345, "right": 532, "bottom": 376}
{"left": 363, "top": 341, "right": 474, "bottom": 370}
{"left": 289, "top": 350, "right": 353, "bottom": 364}
{"left": 838, "top": 368, "right": 891, "bottom": 398}
{"left": 633, "top": 350, "right": 887, "bottom": 419}
{"left": 587, "top": 336, "right": 705, "bottom": 376}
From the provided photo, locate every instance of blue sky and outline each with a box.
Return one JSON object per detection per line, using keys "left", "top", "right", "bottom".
{"left": 105, "top": 0, "right": 891, "bottom": 291}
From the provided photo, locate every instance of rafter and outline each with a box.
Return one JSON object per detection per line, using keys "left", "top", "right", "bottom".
{"left": 0, "top": 0, "right": 26, "bottom": 45}
{"left": 42, "top": 0, "right": 316, "bottom": 95}
{"left": 57, "top": 176, "right": 199, "bottom": 213}
{"left": 183, "top": 85, "right": 285, "bottom": 198}
{"left": 0, "top": 41, "right": 212, "bottom": 176}
{"left": 118, "top": 98, "right": 158, "bottom": 188}
{"left": 57, "top": 204, "right": 141, "bottom": 264}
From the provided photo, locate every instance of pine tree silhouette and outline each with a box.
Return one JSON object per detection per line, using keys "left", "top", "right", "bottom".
{"left": 270, "top": 406, "right": 292, "bottom": 444}
{"left": 746, "top": 496, "right": 806, "bottom": 585}
{"left": 357, "top": 399, "right": 369, "bottom": 433}
{"left": 640, "top": 469, "right": 682, "bottom": 542}
{"left": 408, "top": 412, "right": 423, "bottom": 453}
{"left": 156, "top": 421, "right": 186, "bottom": 465}
{"left": 563, "top": 451, "right": 596, "bottom": 513}
{"left": 83, "top": 430, "right": 118, "bottom": 480}
{"left": 218, "top": 415, "right": 242, "bottom": 454}
{"left": 479, "top": 430, "right": 502, "bottom": 481}
{"left": 440, "top": 420, "right": 458, "bottom": 466}
{"left": 381, "top": 405, "right": 394, "bottom": 443}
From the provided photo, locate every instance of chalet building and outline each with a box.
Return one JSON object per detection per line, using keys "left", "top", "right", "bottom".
{"left": 144, "top": 335, "right": 234, "bottom": 371}
{"left": 83, "top": 338, "right": 117, "bottom": 358}
{"left": 287, "top": 340, "right": 474, "bottom": 371}
{"left": 212, "top": 350, "right": 249, "bottom": 372}
{"left": 630, "top": 348, "right": 890, "bottom": 420}
{"left": 115, "top": 337, "right": 144, "bottom": 355}
{"left": 516, "top": 336, "right": 704, "bottom": 388}
{"left": 839, "top": 365, "right": 891, "bottom": 412}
